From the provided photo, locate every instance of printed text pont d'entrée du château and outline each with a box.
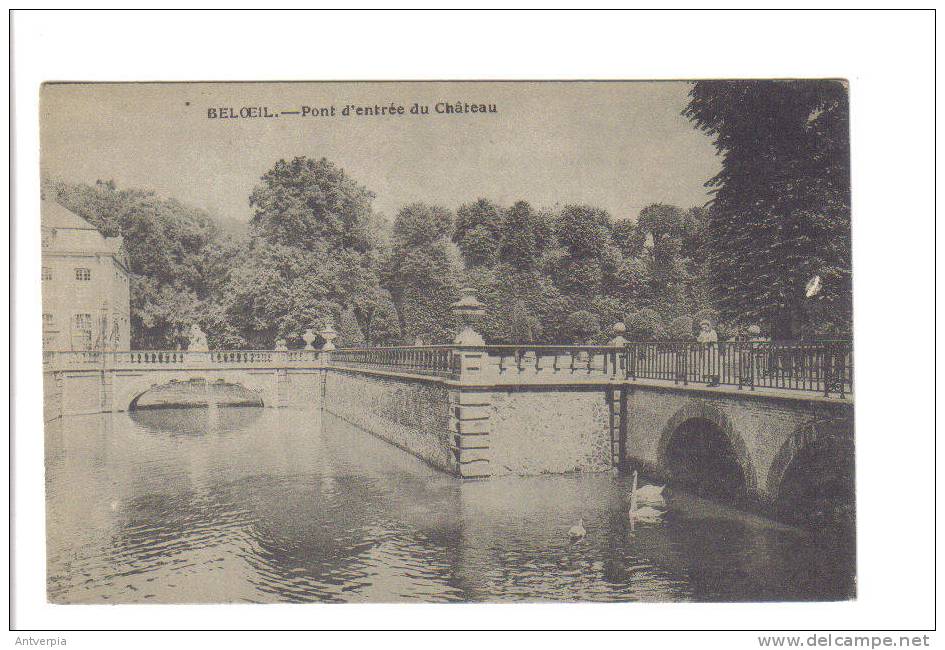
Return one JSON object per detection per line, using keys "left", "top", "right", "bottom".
{"left": 207, "top": 101, "right": 498, "bottom": 119}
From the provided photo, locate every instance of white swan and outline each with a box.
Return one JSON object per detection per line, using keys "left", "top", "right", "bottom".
{"left": 629, "top": 505, "right": 663, "bottom": 523}
{"left": 568, "top": 518, "right": 586, "bottom": 540}
{"left": 627, "top": 470, "right": 665, "bottom": 528}
{"left": 634, "top": 484, "right": 666, "bottom": 506}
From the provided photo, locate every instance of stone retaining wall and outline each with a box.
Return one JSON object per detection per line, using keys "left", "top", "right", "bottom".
{"left": 486, "top": 388, "right": 613, "bottom": 476}
{"left": 323, "top": 369, "right": 455, "bottom": 474}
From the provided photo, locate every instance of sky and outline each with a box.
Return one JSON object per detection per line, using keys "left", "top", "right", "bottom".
{"left": 41, "top": 81, "right": 722, "bottom": 224}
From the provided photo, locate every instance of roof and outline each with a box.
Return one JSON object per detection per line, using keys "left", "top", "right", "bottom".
{"left": 42, "top": 199, "right": 99, "bottom": 231}
{"left": 41, "top": 199, "right": 128, "bottom": 271}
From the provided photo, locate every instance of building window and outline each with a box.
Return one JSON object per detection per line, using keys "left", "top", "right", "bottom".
{"left": 42, "top": 267, "right": 52, "bottom": 281}
{"left": 73, "top": 313, "right": 92, "bottom": 330}
{"left": 75, "top": 268, "right": 91, "bottom": 281}
{"left": 42, "top": 313, "right": 54, "bottom": 328}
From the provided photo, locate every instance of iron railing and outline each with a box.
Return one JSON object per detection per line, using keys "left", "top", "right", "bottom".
{"left": 331, "top": 346, "right": 457, "bottom": 378}
{"left": 624, "top": 340, "right": 853, "bottom": 398}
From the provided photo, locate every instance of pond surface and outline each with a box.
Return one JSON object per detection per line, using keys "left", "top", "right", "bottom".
{"left": 45, "top": 406, "right": 855, "bottom": 603}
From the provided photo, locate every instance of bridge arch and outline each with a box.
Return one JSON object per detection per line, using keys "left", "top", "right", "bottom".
{"left": 114, "top": 372, "right": 275, "bottom": 412}
{"left": 656, "top": 400, "right": 759, "bottom": 504}
{"left": 766, "top": 417, "right": 855, "bottom": 524}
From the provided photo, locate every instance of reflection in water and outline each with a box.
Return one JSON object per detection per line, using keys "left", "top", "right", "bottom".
{"left": 45, "top": 407, "right": 855, "bottom": 603}
{"left": 129, "top": 406, "right": 263, "bottom": 437}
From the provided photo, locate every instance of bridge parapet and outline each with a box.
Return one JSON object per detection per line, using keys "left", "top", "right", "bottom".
{"left": 44, "top": 349, "right": 324, "bottom": 371}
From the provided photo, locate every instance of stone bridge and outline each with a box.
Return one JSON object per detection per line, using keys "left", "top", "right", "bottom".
{"left": 42, "top": 350, "right": 325, "bottom": 419}
{"left": 44, "top": 342, "right": 853, "bottom": 517}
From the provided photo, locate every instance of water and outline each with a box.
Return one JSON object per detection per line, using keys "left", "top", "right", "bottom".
{"left": 45, "top": 406, "right": 855, "bottom": 603}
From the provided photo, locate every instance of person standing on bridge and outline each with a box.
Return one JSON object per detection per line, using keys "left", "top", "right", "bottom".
{"left": 697, "top": 319, "right": 720, "bottom": 386}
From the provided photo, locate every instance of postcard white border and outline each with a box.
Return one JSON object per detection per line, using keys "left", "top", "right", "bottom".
{"left": 8, "top": 7, "right": 938, "bottom": 641}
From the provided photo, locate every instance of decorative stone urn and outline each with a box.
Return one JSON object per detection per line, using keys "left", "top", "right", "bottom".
{"left": 301, "top": 328, "right": 318, "bottom": 350}
{"left": 451, "top": 287, "right": 486, "bottom": 346}
{"left": 273, "top": 338, "right": 288, "bottom": 351}
{"left": 320, "top": 321, "right": 338, "bottom": 351}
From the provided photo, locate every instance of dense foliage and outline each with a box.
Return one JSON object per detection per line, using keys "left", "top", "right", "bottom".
{"left": 45, "top": 179, "right": 235, "bottom": 349}
{"left": 684, "top": 80, "right": 851, "bottom": 339}
{"left": 46, "top": 83, "right": 852, "bottom": 350}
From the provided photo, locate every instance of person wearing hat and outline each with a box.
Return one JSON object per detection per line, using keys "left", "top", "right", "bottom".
{"left": 608, "top": 322, "right": 628, "bottom": 376}
{"left": 697, "top": 319, "right": 720, "bottom": 386}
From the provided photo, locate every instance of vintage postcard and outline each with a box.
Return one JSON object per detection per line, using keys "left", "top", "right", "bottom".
{"left": 40, "top": 80, "right": 854, "bottom": 604}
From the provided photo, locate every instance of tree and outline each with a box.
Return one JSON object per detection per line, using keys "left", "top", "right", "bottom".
{"left": 556, "top": 204, "right": 612, "bottom": 259}
{"left": 248, "top": 156, "right": 377, "bottom": 253}
{"left": 508, "top": 300, "right": 542, "bottom": 344}
{"left": 384, "top": 203, "right": 460, "bottom": 343}
{"left": 499, "top": 201, "right": 553, "bottom": 271}
{"left": 218, "top": 241, "right": 343, "bottom": 348}
{"left": 612, "top": 218, "right": 645, "bottom": 259}
{"left": 550, "top": 204, "right": 615, "bottom": 303}
{"left": 611, "top": 257, "right": 651, "bottom": 308}
{"left": 632, "top": 202, "right": 709, "bottom": 321}
{"left": 637, "top": 203, "right": 686, "bottom": 267}
{"left": 337, "top": 307, "right": 365, "bottom": 347}
{"left": 205, "top": 156, "right": 391, "bottom": 348}
{"left": 453, "top": 198, "right": 503, "bottom": 267}
{"left": 684, "top": 80, "right": 851, "bottom": 339}
{"left": 361, "top": 290, "right": 402, "bottom": 345}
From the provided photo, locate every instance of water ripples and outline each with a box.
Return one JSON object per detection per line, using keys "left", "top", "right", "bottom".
{"left": 45, "top": 407, "right": 854, "bottom": 603}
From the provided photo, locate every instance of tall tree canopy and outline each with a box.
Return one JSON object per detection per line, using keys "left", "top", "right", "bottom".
{"left": 453, "top": 198, "right": 504, "bottom": 267}
{"left": 47, "top": 149, "right": 757, "bottom": 350}
{"left": 249, "top": 156, "right": 378, "bottom": 253}
{"left": 383, "top": 202, "right": 461, "bottom": 344}
{"left": 684, "top": 80, "right": 851, "bottom": 339}
{"left": 217, "top": 156, "right": 385, "bottom": 348}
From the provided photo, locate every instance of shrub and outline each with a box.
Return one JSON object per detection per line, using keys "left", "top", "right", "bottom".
{"left": 563, "top": 310, "right": 602, "bottom": 344}
{"left": 669, "top": 315, "right": 694, "bottom": 340}
{"left": 626, "top": 308, "right": 667, "bottom": 340}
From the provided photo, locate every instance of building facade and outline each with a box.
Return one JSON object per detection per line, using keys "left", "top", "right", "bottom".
{"left": 41, "top": 199, "right": 131, "bottom": 350}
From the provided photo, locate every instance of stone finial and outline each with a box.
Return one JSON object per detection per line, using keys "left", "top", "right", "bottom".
{"left": 320, "top": 321, "right": 338, "bottom": 351}
{"left": 274, "top": 337, "right": 288, "bottom": 351}
{"left": 451, "top": 287, "right": 486, "bottom": 346}
{"left": 301, "top": 328, "right": 318, "bottom": 350}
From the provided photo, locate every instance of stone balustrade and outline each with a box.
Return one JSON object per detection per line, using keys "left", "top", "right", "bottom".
{"left": 43, "top": 349, "right": 324, "bottom": 370}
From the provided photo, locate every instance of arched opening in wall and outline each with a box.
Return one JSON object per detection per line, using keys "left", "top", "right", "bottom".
{"left": 775, "top": 424, "right": 855, "bottom": 530}
{"left": 129, "top": 378, "right": 264, "bottom": 411}
{"left": 663, "top": 417, "right": 748, "bottom": 507}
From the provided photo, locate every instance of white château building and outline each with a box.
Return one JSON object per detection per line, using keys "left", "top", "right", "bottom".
{"left": 41, "top": 198, "right": 131, "bottom": 350}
